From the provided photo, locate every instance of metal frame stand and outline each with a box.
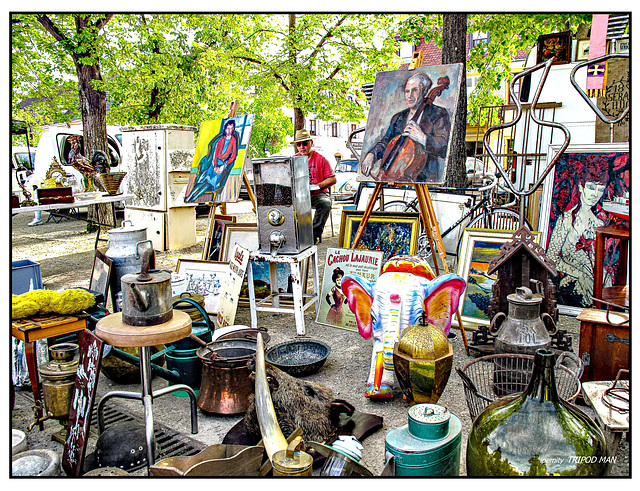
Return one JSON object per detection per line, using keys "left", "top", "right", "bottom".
{"left": 96, "top": 345, "right": 198, "bottom": 471}
{"left": 247, "top": 245, "right": 320, "bottom": 336}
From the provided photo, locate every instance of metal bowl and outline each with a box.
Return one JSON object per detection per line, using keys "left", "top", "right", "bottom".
{"left": 265, "top": 339, "right": 330, "bottom": 377}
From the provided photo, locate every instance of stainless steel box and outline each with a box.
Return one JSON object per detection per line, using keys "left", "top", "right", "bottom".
{"left": 252, "top": 156, "right": 313, "bottom": 254}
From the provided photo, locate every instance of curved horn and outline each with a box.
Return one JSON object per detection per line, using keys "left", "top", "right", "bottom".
{"left": 254, "top": 333, "right": 288, "bottom": 461}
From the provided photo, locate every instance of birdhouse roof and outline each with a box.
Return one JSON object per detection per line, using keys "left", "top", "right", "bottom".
{"left": 487, "top": 227, "right": 557, "bottom": 276}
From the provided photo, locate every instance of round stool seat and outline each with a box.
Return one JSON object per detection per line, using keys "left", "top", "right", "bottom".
{"left": 95, "top": 311, "right": 192, "bottom": 348}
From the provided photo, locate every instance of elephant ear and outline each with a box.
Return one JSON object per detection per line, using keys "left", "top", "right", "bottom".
{"left": 341, "top": 275, "right": 375, "bottom": 339}
{"left": 423, "top": 274, "right": 466, "bottom": 335}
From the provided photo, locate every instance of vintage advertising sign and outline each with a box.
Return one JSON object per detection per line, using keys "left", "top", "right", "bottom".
{"left": 316, "top": 248, "right": 383, "bottom": 332}
{"left": 217, "top": 243, "right": 250, "bottom": 327}
{"left": 63, "top": 330, "right": 104, "bottom": 476}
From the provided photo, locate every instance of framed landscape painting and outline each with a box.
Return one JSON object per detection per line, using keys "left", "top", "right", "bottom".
{"left": 539, "top": 143, "right": 629, "bottom": 315}
{"left": 338, "top": 210, "right": 420, "bottom": 264}
{"left": 455, "top": 228, "right": 541, "bottom": 327}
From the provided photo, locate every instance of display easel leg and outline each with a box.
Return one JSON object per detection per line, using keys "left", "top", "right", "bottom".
{"left": 352, "top": 183, "right": 384, "bottom": 249}
{"left": 201, "top": 203, "right": 218, "bottom": 260}
{"left": 415, "top": 184, "right": 469, "bottom": 354}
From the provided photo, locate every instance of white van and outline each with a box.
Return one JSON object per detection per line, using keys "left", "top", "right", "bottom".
{"left": 11, "top": 146, "right": 36, "bottom": 202}
{"left": 26, "top": 123, "right": 123, "bottom": 195}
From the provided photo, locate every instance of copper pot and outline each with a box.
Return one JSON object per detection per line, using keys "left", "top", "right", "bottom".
{"left": 196, "top": 339, "right": 257, "bottom": 415}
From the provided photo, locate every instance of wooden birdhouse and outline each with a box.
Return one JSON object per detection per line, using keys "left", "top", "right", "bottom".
{"left": 487, "top": 227, "right": 559, "bottom": 322}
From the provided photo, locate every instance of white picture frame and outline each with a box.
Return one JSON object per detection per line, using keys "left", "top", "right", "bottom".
{"left": 176, "top": 259, "right": 230, "bottom": 314}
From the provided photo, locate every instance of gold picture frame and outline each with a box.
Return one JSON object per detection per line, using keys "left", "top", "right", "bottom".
{"left": 455, "top": 228, "right": 541, "bottom": 327}
{"left": 338, "top": 210, "right": 421, "bottom": 263}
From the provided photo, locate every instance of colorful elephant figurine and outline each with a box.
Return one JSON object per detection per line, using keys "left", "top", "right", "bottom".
{"left": 341, "top": 255, "right": 466, "bottom": 399}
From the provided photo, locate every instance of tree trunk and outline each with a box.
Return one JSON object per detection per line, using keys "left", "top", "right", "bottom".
{"left": 442, "top": 14, "right": 468, "bottom": 188}
{"left": 72, "top": 17, "right": 113, "bottom": 231}
{"left": 293, "top": 107, "right": 305, "bottom": 132}
{"left": 288, "top": 14, "right": 306, "bottom": 132}
{"left": 74, "top": 62, "right": 110, "bottom": 162}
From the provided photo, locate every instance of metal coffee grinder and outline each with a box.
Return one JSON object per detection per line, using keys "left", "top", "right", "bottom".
{"left": 251, "top": 156, "right": 313, "bottom": 255}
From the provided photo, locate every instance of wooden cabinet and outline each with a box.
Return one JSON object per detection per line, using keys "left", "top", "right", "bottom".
{"left": 577, "top": 308, "right": 629, "bottom": 382}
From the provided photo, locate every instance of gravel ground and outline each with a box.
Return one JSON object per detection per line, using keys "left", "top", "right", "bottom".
{"left": 10, "top": 202, "right": 630, "bottom": 477}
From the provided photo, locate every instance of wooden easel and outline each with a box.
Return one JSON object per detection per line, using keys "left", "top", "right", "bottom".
{"left": 351, "top": 52, "right": 469, "bottom": 353}
{"left": 202, "top": 101, "right": 257, "bottom": 259}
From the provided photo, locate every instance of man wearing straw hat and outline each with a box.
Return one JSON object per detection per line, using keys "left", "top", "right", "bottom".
{"left": 292, "top": 128, "right": 336, "bottom": 244}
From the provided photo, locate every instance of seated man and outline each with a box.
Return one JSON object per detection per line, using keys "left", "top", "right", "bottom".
{"left": 292, "top": 129, "right": 336, "bottom": 244}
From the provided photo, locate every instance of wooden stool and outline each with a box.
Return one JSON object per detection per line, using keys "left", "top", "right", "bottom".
{"left": 247, "top": 245, "right": 320, "bottom": 336}
{"left": 582, "top": 380, "right": 629, "bottom": 457}
{"left": 594, "top": 224, "right": 629, "bottom": 309}
{"left": 95, "top": 310, "right": 198, "bottom": 470}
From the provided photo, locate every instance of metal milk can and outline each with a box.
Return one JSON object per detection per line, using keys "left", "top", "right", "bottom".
{"left": 384, "top": 403, "right": 462, "bottom": 476}
{"left": 490, "top": 286, "right": 557, "bottom": 355}
{"left": 105, "top": 220, "right": 154, "bottom": 296}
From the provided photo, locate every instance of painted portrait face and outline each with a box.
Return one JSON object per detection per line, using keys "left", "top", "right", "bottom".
{"left": 580, "top": 180, "right": 607, "bottom": 208}
{"left": 404, "top": 77, "right": 425, "bottom": 110}
{"left": 224, "top": 122, "right": 234, "bottom": 136}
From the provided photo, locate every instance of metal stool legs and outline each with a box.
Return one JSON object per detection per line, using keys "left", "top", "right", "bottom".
{"left": 97, "top": 346, "right": 198, "bottom": 470}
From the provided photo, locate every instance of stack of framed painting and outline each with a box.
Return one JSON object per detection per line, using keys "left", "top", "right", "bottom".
{"left": 338, "top": 210, "right": 421, "bottom": 263}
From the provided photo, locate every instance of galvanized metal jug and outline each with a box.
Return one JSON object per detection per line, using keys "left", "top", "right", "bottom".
{"left": 490, "top": 286, "right": 557, "bottom": 355}
{"left": 105, "top": 220, "right": 153, "bottom": 296}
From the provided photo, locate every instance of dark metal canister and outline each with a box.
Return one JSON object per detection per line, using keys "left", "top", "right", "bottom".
{"left": 385, "top": 404, "right": 462, "bottom": 476}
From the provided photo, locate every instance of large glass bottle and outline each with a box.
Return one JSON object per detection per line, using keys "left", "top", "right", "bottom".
{"left": 466, "top": 349, "right": 609, "bottom": 476}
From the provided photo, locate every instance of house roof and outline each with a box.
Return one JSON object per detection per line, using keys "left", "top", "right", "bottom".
{"left": 400, "top": 37, "right": 529, "bottom": 69}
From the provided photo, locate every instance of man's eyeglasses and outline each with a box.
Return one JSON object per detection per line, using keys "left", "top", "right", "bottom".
{"left": 296, "top": 141, "right": 310, "bottom": 147}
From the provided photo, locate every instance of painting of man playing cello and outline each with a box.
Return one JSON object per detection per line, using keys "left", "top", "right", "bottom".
{"left": 359, "top": 64, "right": 462, "bottom": 185}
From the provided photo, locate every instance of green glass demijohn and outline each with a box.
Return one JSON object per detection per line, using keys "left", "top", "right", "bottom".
{"left": 466, "top": 348, "right": 609, "bottom": 476}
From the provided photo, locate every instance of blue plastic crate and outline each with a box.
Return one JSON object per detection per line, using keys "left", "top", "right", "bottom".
{"left": 12, "top": 260, "right": 43, "bottom": 295}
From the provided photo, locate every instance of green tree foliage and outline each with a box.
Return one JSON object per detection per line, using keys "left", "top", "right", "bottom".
{"left": 399, "top": 13, "right": 592, "bottom": 124}
{"left": 12, "top": 13, "right": 402, "bottom": 157}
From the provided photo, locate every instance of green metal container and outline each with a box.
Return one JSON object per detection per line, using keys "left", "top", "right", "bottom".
{"left": 165, "top": 348, "right": 201, "bottom": 391}
{"left": 385, "top": 403, "right": 461, "bottom": 476}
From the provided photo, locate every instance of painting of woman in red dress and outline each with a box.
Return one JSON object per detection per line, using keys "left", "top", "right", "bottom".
{"left": 186, "top": 119, "right": 239, "bottom": 202}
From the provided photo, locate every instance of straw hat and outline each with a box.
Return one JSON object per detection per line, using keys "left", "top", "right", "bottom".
{"left": 291, "top": 128, "right": 313, "bottom": 143}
